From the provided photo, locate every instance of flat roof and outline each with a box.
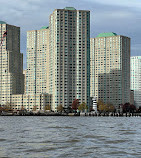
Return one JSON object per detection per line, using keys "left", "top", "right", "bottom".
{"left": 96, "top": 32, "right": 117, "bottom": 38}
{"left": 0, "top": 21, "right": 6, "bottom": 24}
{"left": 40, "top": 26, "right": 49, "bottom": 30}
{"left": 64, "top": 7, "right": 76, "bottom": 10}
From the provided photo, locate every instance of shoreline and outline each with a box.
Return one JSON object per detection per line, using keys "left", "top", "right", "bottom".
{"left": 0, "top": 112, "right": 141, "bottom": 117}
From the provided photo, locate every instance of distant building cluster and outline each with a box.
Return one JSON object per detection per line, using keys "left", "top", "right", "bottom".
{"left": 0, "top": 7, "right": 140, "bottom": 112}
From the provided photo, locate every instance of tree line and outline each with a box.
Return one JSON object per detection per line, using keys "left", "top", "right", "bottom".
{"left": 1, "top": 100, "right": 141, "bottom": 114}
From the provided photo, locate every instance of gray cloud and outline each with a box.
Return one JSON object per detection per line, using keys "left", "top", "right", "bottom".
{"left": 87, "top": 0, "right": 141, "bottom": 9}
{"left": 0, "top": 0, "right": 140, "bottom": 69}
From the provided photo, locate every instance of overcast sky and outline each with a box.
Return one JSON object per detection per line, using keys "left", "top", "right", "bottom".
{"left": 0, "top": 0, "right": 141, "bottom": 69}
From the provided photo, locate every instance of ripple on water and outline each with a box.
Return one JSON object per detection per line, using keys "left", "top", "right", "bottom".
{"left": 105, "top": 139, "right": 129, "bottom": 144}
{"left": 0, "top": 138, "right": 6, "bottom": 142}
{"left": 0, "top": 128, "right": 5, "bottom": 132}
{"left": 47, "top": 126, "right": 77, "bottom": 130}
{"left": 0, "top": 116, "right": 141, "bottom": 158}
{"left": 105, "top": 150, "right": 128, "bottom": 156}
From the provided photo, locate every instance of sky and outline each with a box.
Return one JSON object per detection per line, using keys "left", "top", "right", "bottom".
{"left": 0, "top": 0, "right": 141, "bottom": 69}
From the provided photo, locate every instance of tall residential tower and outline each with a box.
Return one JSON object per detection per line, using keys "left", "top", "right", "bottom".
{"left": 130, "top": 56, "right": 141, "bottom": 107}
{"left": 48, "top": 7, "right": 90, "bottom": 110}
{"left": 26, "top": 27, "right": 49, "bottom": 95}
{"left": 0, "top": 21, "right": 24, "bottom": 105}
{"left": 90, "top": 33, "right": 130, "bottom": 108}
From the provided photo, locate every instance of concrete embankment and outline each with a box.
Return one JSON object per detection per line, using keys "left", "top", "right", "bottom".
{"left": 82, "top": 113, "right": 141, "bottom": 117}
{"left": 0, "top": 112, "right": 141, "bottom": 117}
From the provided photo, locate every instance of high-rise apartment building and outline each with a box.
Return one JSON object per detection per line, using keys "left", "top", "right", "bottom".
{"left": 23, "top": 70, "right": 26, "bottom": 93}
{"left": 0, "top": 21, "right": 24, "bottom": 105}
{"left": 48, "top": 7, "right": 90, "bottom": 110}
{"left": 26, "top": 27, "right": 49, "bottom": 94}
{"left": 90, "top": 32, "right": 130, "bottom": 108}
{"left": 130, "top": 56, "right": 141, "bottom": 107}
{"left": 22, "top": 26, "right": 51, "bottom": 111}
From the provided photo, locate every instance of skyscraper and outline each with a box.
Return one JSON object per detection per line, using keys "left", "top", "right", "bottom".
{"left": 0, "top": 21, "right": 24, "bottom": 105}
{"left": 90, "top": 33, "right": 130, "bottom": 108}
{"left": 23, "top": 26, "right": 51, "bottom": 111}
{"left": 48, "top": 7, "right": 90, "bottom": 111}
{"left": 130, "top": 56, "right": 141, "bottom": 107}
{"left": 26, "top": 27, "right": 49, "bottom": 95}
{"left": 23, "top": 70, "right": 26, "bottom": 93}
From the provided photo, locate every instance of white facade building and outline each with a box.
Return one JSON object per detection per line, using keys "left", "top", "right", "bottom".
{"left": 130, "top": 56, "right": 141, "bottom": 107}
{"left": 48, "top": 7, "right": 90, "bottom": 111}
{"left": 0, "top": 21, "right": 24, "bottom": 106}
{"left": 90, "top": 33, "right": 131, "bottom": 108}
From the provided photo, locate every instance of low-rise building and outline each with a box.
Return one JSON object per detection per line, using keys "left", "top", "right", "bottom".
{"left": 11, "top": 93, "right": 52, "bottom": 111}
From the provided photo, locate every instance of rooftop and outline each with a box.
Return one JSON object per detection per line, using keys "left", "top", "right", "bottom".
{"left": 64, "top": 7, "right": 76, "bottom": 10}
{"left": 96, "top": 32, "right": 117, "bottom": 38}
{"left": 40, "top": 26, "right": 49, "bottom": 30}
{"left": 131, "top": 56, "right": 141, "bottom": 59}
{"left": 0, "top": 21, "right": 6, "bottom": 24}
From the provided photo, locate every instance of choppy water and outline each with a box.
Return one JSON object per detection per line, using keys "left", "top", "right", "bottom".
{"left": 0, "top": 116, "right": 141, "bottom": 158}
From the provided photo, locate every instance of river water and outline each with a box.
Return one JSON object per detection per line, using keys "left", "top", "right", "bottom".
{"left": 0, "top": 116, "right": 141, "bottom": 158}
